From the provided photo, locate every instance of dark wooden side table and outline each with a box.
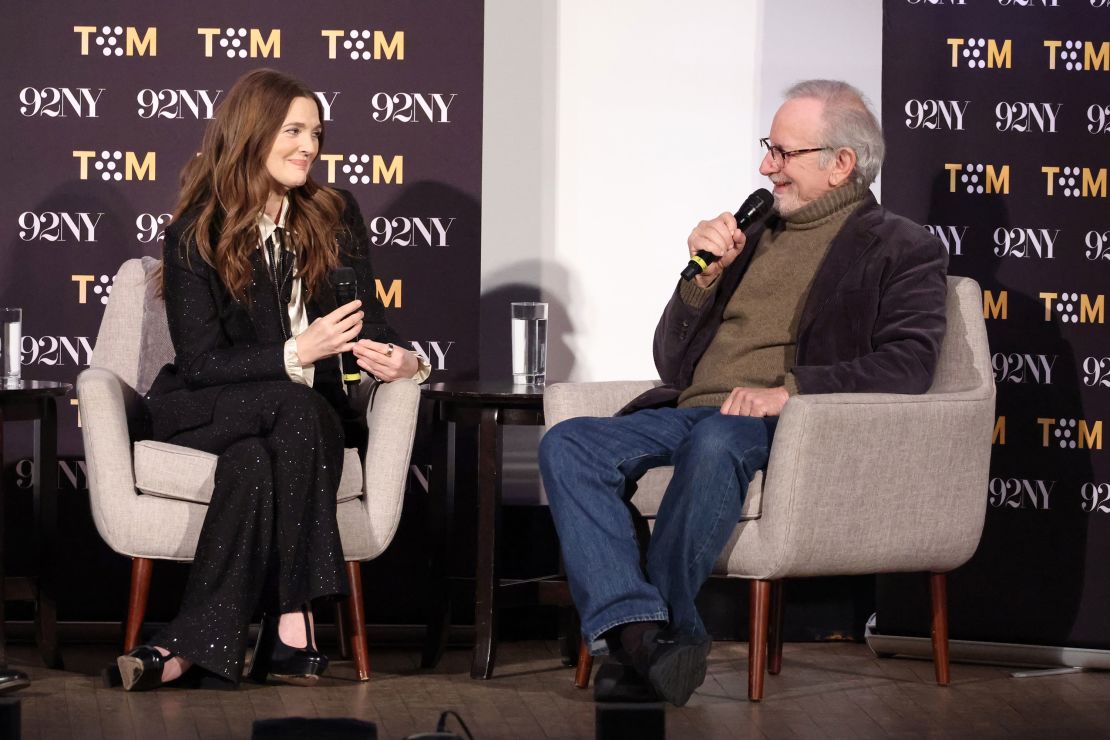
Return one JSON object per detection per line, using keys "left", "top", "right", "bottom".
{"left": 420, "top": 381, "right": 572, "bottom": 679}
{"left": 0, "top": 380, "right": 71, "bottom": 670}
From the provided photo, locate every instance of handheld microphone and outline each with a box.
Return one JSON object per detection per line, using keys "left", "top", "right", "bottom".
{"left": 680, "top": 188, "right": 774, "bottom": 281}
{"left": 330, "top": 267, "right": 362, "bottom": 397}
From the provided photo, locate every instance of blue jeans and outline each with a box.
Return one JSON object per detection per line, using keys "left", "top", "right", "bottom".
{"left": 539, "top": 406, "right": 776, "bottom": 653}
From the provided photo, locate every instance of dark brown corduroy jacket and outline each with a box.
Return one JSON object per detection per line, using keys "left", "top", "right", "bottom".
{"left": 621, "top": 193, "right": 949, "bottom": 415}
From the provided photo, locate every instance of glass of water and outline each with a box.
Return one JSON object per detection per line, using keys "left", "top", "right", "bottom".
{"left": 511, "top": 302, "right": 548, "bottom": 385}
{"left": 1, "top": 307, "right": 22, "bottom": 387}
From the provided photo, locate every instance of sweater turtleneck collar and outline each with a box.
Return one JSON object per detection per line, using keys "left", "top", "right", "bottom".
{"left": 780, "top": 181, "right": 869, "bottom": 230}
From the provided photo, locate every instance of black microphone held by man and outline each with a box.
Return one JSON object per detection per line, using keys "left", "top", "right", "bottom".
{"left": 680, "top": 187, "right": 774, "bottom": 281}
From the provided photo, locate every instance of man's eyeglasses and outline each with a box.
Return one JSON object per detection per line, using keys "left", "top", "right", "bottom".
{"left": 759, "top": 137, "right": 831, "bottom": 168}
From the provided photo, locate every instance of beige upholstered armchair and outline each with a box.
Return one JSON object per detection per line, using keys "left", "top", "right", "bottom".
{"left": 77, "top": 257, "right": 420, "bottom": 681}
{"left": 544, "top": 276, "right": 995, "bottom": 701}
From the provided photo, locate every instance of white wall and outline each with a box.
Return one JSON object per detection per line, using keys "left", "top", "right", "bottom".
{"left": 481, "top": 0, "right": 883, "bottom": 502}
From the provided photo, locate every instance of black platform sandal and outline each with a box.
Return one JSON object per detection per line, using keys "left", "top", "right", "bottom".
{"left": 117, "top": 646, "right": 178, "bottom": 691}
{"left": 247, "top": 608, "right": 328, "bottom": 686}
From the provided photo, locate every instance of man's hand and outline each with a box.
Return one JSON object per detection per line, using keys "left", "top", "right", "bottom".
{"left": 687, "top": 211, "right": 748, "bottom": 289}
{"left": 720, "top": 386, "right": 789, "bottom": 417}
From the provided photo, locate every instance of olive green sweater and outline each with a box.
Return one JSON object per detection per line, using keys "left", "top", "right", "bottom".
{"left": 678, "top": 183, "right": 868, "bottom": 409}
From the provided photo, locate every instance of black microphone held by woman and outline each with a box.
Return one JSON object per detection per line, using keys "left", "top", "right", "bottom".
{"left": 680, "top": 188, "right": 774, "bottom": 281}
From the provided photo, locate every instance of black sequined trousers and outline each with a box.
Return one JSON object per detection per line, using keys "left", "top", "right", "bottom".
{"left": 150, "top": 381, "right": 349, "bottom": 682}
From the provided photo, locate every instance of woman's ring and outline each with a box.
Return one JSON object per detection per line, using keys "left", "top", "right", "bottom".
{"left": 386, "top": 343, "right": 394, "bottom": 357}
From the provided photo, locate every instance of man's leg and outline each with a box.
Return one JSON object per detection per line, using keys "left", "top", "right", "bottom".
{"left": 646, "top": 413, "right": 777, "bottom": 638}
{"left": 538, "top": 407, "right": 718, "bottom": 651}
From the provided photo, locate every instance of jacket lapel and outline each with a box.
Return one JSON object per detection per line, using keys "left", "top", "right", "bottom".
{"left": 796, "top": 193, "right": 882, "bottom": 336}
{"left": 246, "top": 247, "right": 288, "bottom": 341}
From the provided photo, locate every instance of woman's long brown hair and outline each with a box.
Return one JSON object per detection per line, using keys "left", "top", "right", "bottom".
{"left": 170, "top": 68, "right": 347, "bottom": 302}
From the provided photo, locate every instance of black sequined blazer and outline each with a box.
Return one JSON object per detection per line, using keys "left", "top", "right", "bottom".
{"left": 145, "top": 188, "right": 402, "bottom": 442}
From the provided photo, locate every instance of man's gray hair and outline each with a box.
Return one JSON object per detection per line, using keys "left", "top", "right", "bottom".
{"left": 784, "top": 79, "right": 885, "bottom": 186}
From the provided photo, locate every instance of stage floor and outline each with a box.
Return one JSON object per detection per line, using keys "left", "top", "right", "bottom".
{"left": 6, "top": 639, "right": 1110, "bottom": 739}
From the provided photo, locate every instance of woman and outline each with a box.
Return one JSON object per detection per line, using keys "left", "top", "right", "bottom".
{"left": 118, "top": 69, "right": 429, "bottom": 690}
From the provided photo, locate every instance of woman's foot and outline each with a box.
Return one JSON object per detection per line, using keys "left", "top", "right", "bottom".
{"left": 277, "top": 608, "right": 316, "bottom": 650}
{"left": 248, "top": 607, "right": 328, "bottom": 686}
{"left": 117, "top": 645, "right": 193, "bottom": 691}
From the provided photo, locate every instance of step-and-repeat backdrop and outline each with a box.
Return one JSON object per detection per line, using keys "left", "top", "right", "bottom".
{"left": 880, "top": 0, "right": 1110, "bottom": 648}
{"left": 0, "top": 1, "right": 482, "bottom": 620}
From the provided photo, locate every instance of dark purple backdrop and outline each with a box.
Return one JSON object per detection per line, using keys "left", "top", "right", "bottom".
{"left": 879, "top": 0, "right": 1110, "bottom": 648}
{"left": 0, "top": 1, "right": 483, "bottom": 624}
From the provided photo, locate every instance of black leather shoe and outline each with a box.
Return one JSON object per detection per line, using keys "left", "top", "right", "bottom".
{"left": 0, "top": 670, "right": 30, "bottom": 694}
{"left": 644, "top": 631, "right": 711, "bottom": 707}
{"left": 248, "top": 609, "right": 328, "bottom": 686}
{"left": 117, "top": 646, "right": 176, "bottom": 691}
{"left": 594, "top": 661, "right": 659, "bottom": 703}
{"left": 610, "top": 625, "right": 711, "bottom": 707}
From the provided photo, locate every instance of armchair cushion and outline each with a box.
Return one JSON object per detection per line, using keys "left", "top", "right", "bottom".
{"left": 134, "top": 441, "right": 365, "bottom": 505}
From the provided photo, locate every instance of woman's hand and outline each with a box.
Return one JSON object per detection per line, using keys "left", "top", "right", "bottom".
{"left": 352, "top": 339, "right": 420, "bottom": 382}
{"left": 295, "top": 300, "right": 363, "bottom": 366}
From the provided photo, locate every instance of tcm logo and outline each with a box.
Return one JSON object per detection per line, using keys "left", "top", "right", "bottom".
{"left": 369, "top": 217, "right": 456, "bottom": 247}
{"left": 995, "top": 102, "right": 1060, "bottom": 133}
{"left": 410, "top": 341, "right": 454, "bottom": 371}
{"left": 19, "top": 212, "right": 103, "bottom": 243}
{"left": 904, "top": 99, "right": 968, "bottom": 130}
{"left": 1082, "top": 483, "right": 1110, "bottom": 514}
{"left": 946, "top": 163, "right": 1009, "bottom": 194}
{"left": 1083, "top": 356, "right": 1110, "bottom": 388}
{"left": 198, "top": 28, "right": 280, "bottom": 59}
{"left": 321, "top": 30, "right": 404, "bottom": 61}
{"left": 137, "top": 89, "right": 221, "bottom": 120}
{"left": 988, "top": 478, "right": 1053, "bottom": 511}
{"left": 992, "top": 352, "right": 1057, "bottom": 384}
{"left": 1040, "top": 291, "right": 1104, "bottom": 324}
{"left": 319, "top": 154, "right": 403, "bottom": 185}
{"left": 372, "top": 93, "right": 458, "bottom": 123}
{"left": 73, "top": 150, "right": 155, "bottom": 181}
{"left": 948, "top": 37, "right": 1011, "bottom": 69}
{"left": 1044, "top": 40, "right": 1110, "bottom": 71}
{"left": 1038, "top": 417, "right": 1102, "bottom": 449}
{"left": 375, "top": 279, "right": 402, "bottom": 308}
{"left": 1042, "top": 166, "right": 1106, "bottom": 198}
{"left": 19, "top": 87, "right": 104, "bottom": 118}
{"left": 1087, "top": 230, "right": 1110, "bottom": 260}
{"left": 74, "top": 25, "right": 156, "bottom": 57}
{"left": 72, "top": 274, "right": 115, "bottom": 306}
{"left": 993, "top": 227, "right": 1058, "bottom": 258}
{"left": 136, "top": 213, "right": 173, "bottom": 244}
{"left": 983, "top": 290, "right": 1007, "bottom": 320}
{"left": 21, "top": 336, "right": 94, "bottom": 367}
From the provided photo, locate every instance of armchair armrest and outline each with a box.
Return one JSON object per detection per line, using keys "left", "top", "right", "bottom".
{"left": 76, "top": 367, "right": 144, "bottom": 550}
{"left": 544, "top": 380, "right": 663, "bottom": 427}
{"left": 735, "top": 387, "right": 996, "bottom": 580}
{"left": 358, "top": 378, "right": 421, "bottom": 558}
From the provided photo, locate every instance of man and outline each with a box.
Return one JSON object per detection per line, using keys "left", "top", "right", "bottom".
{"left": 539, "top": 80, "right": 947, "bottom": 706}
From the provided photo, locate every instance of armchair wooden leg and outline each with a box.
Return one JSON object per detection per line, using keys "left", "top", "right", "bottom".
{"left": 768, "top": 579, "right": 785, "bottom": 676}
{"left": 346, "top": 561, "right": 371, "bottom": 681}
{"left": 124, "top": 557, "right": 153, "bottom": 652}
{"left": 929, "top": 571, "right": 950, "bottom": 686}
{"left": 574, "top": 639, "right": 594, "bottom": 689}
{"left": 335, "top": 602, "right": 350, "bottom": 659}
{"left": 748, "top": 579, "right": 771, "bottom": 701}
